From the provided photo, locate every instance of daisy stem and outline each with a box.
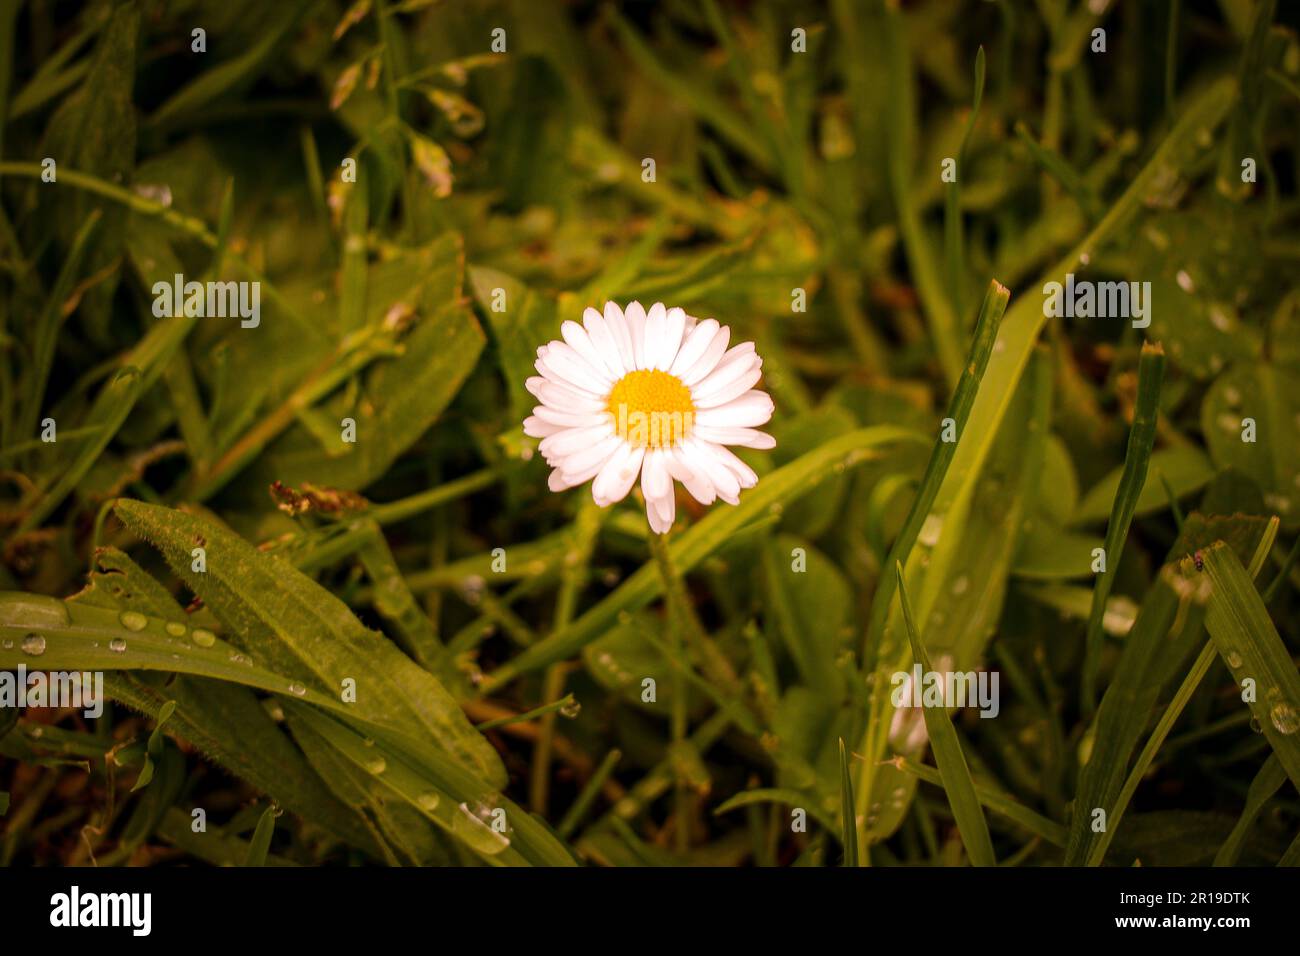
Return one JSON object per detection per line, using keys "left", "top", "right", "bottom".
{"left": 647, "top": 529, "right": 692, "bottom": 854}
{"left": 530, "top": 500, "right": 603, "bottom": 815}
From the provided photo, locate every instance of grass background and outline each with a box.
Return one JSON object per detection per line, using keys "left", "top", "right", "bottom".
{"left": 1, "top": 0, "right": 1300, "bottom": 867}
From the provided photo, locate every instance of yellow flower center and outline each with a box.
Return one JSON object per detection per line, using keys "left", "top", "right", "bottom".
{"left": 606, "top": 369, "right": 696, "bottom": 449}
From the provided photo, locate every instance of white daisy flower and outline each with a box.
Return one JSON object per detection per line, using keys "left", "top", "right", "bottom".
{"left": 523, "top": 301, "right": 776, "bottom": 534}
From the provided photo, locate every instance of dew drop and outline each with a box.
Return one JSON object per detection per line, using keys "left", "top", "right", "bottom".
{"left": 165, "top": 621, "right": 187, "bottom": 637}
{"left": 559, "top": 698, "right": 582, "bottom": 719}
{"left": 21, "top": 633, "right": 46, "bottom": 656}
{"left": 109, "top": 637, "right": 127, "bottom": 653}
{"left": 366, "top": 756, "right": 387, "bottom": 774}
{"left": 1270, "top": 703, "right": 1300, "bottom": 736}
{"left": 451, "top": 800, "right": 511, "bottom": 855}
{"left": 1225, "top": 651, "right": 1243, "bottom": 668}
{"left": 417, "top": 791, "right": 441, "bottom": 813}
{"left": 191, "top": 629, "right": 216, "bottom": 647}
{"left": 288, "top": 683, "right": 307, "bottom": 697}
{"left": 119, "top": 610, "right": 148, "bottom": 632}
{"left": 918, "top": 513, "right": 944, "bottom": 547}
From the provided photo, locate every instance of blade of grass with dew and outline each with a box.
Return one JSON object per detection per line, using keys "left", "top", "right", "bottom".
{"left": 485, "top": 424, "right": 927, "bottom": 688}
{"left": 1081, "top": 342, "right": 1166, "bottom": 712}
{"left": 864, "top": 279, "right": 1010, "bottom": 666}
{"left": 1081, "top": 515, "right": 1274, "bottom": 868}
{"left": 895, "top": 563, "right": 996, "bottom": 866}
{"left": 111, "top": 499, "right": 506, "bottom": 787}
{"left": 850, "top": 284, "right": 1015, "bottom": 841}
{"left": 285, "top": 712, "right": 419, "bottom": 866}
{"left": 1202, "top": 541, "right": 1300, "bottom": 789}
{"left": 104, "top": 671, "right": 376, "bottom": 850}
{"left": 924, "top": 73, "right": 1236, "bottom": 569}
{"left": 0, "top": 592, "right": 401, "bottom": 722}
{"left": 857, "top": 346, "right": 1051, "bottom": 846}
{"left": 1077, "top": 518, "right": 1279, "bottom": 866}
{"left": 284, "top": 702, "right": 576, "bottom": 867}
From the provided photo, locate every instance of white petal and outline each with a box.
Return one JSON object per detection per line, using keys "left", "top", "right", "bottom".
{"left": 693, "top": 390, "right": 774, "bottom": 428}
{"left": 624, "top": 301, "right": 647, "bottom": 370}
{"left": 540, "top": 340, "right": 612, "bottom": 392}
{"left": 658, "top": 307, "right": 687, "bottom": 371}
{"left": 710, "top": 443, "right": 758, "bottom": 489}
{"left": 680, "top": 323, "right": 731, "bottom": 386}
{"left": 533, "top": 405, "right": 611, "bottom": 428}
{"left": 642, "top": 302, "right": 667, "bottom": 370}
{"left": 640, "top": 449, "right": 671, "bottom": 500}
{"left": 539, "top": 422, "right": 616, "bottom": 459}
{"left": 646, "top": 489, "right": 675, "bottom": 534}
{"left": 558, "top": 433, "right": 624, "bottom": 475}
{"left": 583, "top": 308, "right": 626, "bottom": 377}
{"left": 691, "top": 424, "right": 776, "bottom": 449}
{"left": 535, "top": 357, "right": 605, "bottom": 399}
{"left": 666, "top": 446, "right": 716, "bottom": 505}
{"left": 681, "top": 439, "right": 740, "bottom": 504}
{"left": 669, "top": 319, "right": 719, "bottom": 378}
{"left": 692, "top": 360, "right": 762, "bottom": 408}
{"left": 592, "top": 442, "right": 645, "bottom": 506}
{"left": 524, "top": 415, "right": 564, "bottom": 438}
{"left": 562, "top": 321, "right": 618, "bottom": 381}
{"left": 560, "top": 456, "right": 608, "bottom": 487}
{"left": 603, "top": 302, "right": 637, "bottom": 373}
{"left": 531, "top": 377, "right": 606, "bottom": 412}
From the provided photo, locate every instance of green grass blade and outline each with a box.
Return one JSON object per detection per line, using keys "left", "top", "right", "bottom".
{"left": 895, "top": 562, "right": 996, "bottom": 866}
{"left": 1081, "top": 342, "right": 1166, "bottom": 712}
{"left": 18, "top": 210, "right": 101, "bottom": 446}
{"left": 839, "top": 738, "right": 859, "bottom": 867}
{"left": 112, "top": 499, "right": 506, "bottom": 788}
{"left": 1214, "top": 754, "right": 1286, "bottom": 866}
{"left": 865, "top": 279, "right": 1010, "bottom": 665}
{"left": 891, "top": 756, "right": 1067, "bottom": 848}
{"left": 945, "top": 46, "right": 985, "bottom": 315}
{"left": 1203, "top": 542, "right": 1300, "bottom": 790}
{"left": 243, "top": 804, "right": 277, "bottom": 866}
